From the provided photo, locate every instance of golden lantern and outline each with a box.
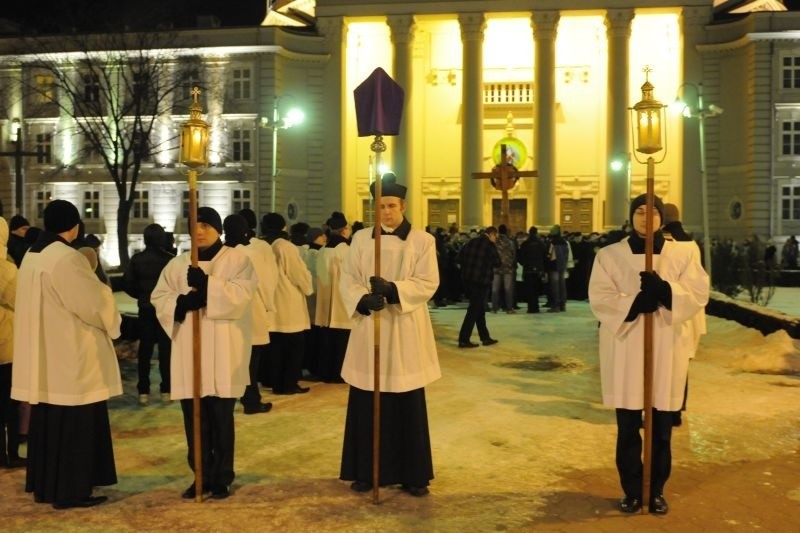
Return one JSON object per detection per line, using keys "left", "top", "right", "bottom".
{"left": 179, "top": 87, "right": 209, "bottom": 169}
{"left": 631, "top": 74, "right": 666, "bottom": 156}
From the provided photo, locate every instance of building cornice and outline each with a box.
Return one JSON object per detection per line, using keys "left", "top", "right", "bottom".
{"left": 315, "top": 0, "right": 711, "bottom": 17}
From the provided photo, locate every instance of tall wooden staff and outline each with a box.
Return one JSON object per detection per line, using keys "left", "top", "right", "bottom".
{"left": 353, "top": 67, "right": 405, "bottom": 505}
{"left": 630, "top": 71, "right": 666, "bottom": 514}
{"left": 179, "top": 87, "right": 210, "bottom": 503}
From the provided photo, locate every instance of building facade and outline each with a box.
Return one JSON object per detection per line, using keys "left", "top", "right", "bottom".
{"left": 0, "top": 0, "right": 796, "bottom": 266}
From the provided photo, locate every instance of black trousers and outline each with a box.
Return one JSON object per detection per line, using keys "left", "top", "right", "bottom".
{"left": 318, "top": 327, "right": 350, "bottom": 382}
{"left": 521, "top": 272, "right": 543, "bottom": 312}
{"left": 0, "top": 364, "right": 21, "bottom": 464}
{"left": 180, "top": 397, "right": 236, "bottom": 488}
{"left": 269, "top": 331, "right": 306, "bottom": 393}
{"left": 136, "top": 306, "right": 171, "bottom": 394}
{"left": 458, "top": 283, "right": 491, "bottom": 343}
{"left": 615, "top": 408, "right": 674, "bottom": 500}
{"left": 241, "top": 345, "right": 265, "bottom": 408}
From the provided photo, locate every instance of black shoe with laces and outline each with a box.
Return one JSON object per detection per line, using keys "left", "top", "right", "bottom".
{"left": 210, "top": 485, "right": 230, "bottom": 499}
{"left": 481, "top": 338, "right": 498, "bottom": 346}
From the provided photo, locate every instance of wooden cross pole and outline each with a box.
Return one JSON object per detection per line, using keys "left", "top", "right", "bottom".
{"left": 471, "top": 144, "right": 537, "bottom": 231}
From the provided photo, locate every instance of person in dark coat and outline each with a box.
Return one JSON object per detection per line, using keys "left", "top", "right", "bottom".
{"left": 517, "top": 226, "right": 547, "bottom": 313}
{"left": 7, "top": 215, "right": 30, "bottom": 267}
{"left": 456, "top": 228, "right": 501, "bottom": 348}
{"left": 123, "top": 224, "right": 174, "bottom": 406}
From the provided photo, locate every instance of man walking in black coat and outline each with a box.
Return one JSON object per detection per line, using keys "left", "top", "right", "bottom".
{"left": 517, "top": 226, "right": 547, "bottom": 313}
{"left": 124, "top": 224, "right": 174, "bottom": 406}
{"left": 457, "top": 227, "right": 501, "bottom": 348}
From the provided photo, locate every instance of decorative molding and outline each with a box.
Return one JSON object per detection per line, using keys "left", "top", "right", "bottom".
{"left": 531, "top": 11, "right": 560, "bottom": 41}
{"left": 605, "top": 8, "right": 634, "bottom": 39}
{"left": 458, "top": 12, "right": 486, "bottom": 43}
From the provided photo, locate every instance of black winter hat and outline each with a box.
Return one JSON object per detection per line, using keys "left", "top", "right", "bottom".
{"left": 196, "top": 206, "right": 223, "bottom": 234}
{"left": 9, "top": 215, "right": 29, "bottom": 231}
{"left": 223, "top": 214, "right": 250, "bottom": 247}
{"left": 262, "top": 212, "right": 286, "bottom": 231}
{"left": 326, "top": 211, "right": 348, "bottom": 230}
{"left": 629, "top": 194, "right": 664, "bottom": 223}
{"left": 238, "top": 208, "right": 257, "bottom": 230}
{"left": 44, "top": 200, "right": 81, "bottom": 234}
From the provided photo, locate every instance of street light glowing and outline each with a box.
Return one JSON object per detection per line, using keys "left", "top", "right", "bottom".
{"left": 283, "top": 108, "right": 305, "bottom": 128}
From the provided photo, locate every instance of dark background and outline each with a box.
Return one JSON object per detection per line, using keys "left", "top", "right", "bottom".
{"left": 1, "top": 0, "right": 267, "bottom": 33}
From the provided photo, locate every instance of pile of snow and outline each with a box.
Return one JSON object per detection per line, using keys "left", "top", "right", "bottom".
{"left": 732, "top": 329, "right": 800, "bottom": 375}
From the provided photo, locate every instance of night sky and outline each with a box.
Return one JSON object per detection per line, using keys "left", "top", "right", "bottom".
{"left": 2, "top": 0, "right": 267, "bottom": 32}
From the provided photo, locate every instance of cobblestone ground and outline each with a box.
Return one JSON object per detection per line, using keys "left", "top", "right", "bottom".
{"left": 1, "top": 300, "right": 798, "bottom": 532}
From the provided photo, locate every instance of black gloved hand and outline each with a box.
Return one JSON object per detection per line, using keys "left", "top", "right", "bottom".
{"left": 369, "top": 276, "right": 399, "bottom": 304}
{"left": 356, "top": 293, "right": 385, "bottom": 316}
{"left": 174, "top": 290, "right": 207, "bottom": 322}
{"left": 625, "top": 291, "right": 659, "bottom": 322}
{"left": 639, "top": 271, "right": 671, "bottom": 307}
{"left": 187, "top": 266, "right": 208, "bottom": 290}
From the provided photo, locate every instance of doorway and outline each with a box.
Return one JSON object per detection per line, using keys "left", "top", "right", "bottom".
{"left": 491, "top": 198, "right": 527, "bottom": 234}
{"left": 559, "top": 198, "right": 593, "bottom": 234}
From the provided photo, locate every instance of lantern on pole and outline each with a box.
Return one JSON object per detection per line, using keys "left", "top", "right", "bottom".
{"left": 628, "top": 68, "right": 666, "bottom": 514}
{"left": 178, "top": 87, "right": 209, "bottom": 503}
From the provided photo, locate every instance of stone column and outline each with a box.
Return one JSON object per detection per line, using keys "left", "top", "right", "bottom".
{"left": 531, "top": 11, "right": 560, "bottom": 228}
{"left": 387, "top": 15, "right": 417, "bottom": 224}
{"left": 605, "top": 8, "right": 634, "bottom": 229}
{"left": 680, "top": 7, "right": 711, "bottom": 232}
{"left": 316, "top": 16, "right": 347, "bottom": 219}
{"left": 459, "top": 12, "right": 486, "bottom": 229}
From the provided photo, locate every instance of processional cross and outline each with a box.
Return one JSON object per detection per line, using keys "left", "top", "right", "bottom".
{"left": 471, "top": 144, "right": 537, "bottom": 230}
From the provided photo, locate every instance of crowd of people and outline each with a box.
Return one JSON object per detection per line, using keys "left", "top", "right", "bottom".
{"left": 0, "top": 188, "right": 711, "bottom": 516}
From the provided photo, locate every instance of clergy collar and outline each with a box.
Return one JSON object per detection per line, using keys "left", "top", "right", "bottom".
{"left": 29, "top": 230, "right": 70, "bottom": 253}
{"left": 373, "top": 218, "right": 411, "bottom": 241}
{"left": 198, "top": 239, "right": 223, "bottom": 261}
{"left": 627, "top": 231, "right": 665, "bottom": 255}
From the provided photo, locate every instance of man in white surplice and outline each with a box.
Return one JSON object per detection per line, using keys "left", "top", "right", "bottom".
{"left": 151, "top": 207, "right": 256, "bottom": 500}
{"left": 589, "top": 194, "right": 709, "bottom": 515}
{"left": 338, "top": 173, "right": 440, "bottom": 497}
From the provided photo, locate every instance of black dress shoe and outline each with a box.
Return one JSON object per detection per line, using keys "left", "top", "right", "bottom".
{"left": 649, "top": 494, "right": 669, "bottom": 514}
{"left": 291, "top": 385, "right": 310, "bottom": 394}
{"left": 243, "top": 402, "right": 273, "bottom": 414}
{"left": 458, "top": 341, "right": 479, "bottom": 348}
{"left": 481, "top": 338, "right": 498, "bottom": 346}
{"left": 618, "top": 496, "right": 642, "bottom": 513}
{"left": 182, "top": 483, "right": 209, "bottom": 499}
{"left": 350, "top": 481, "right": 372, "bottom": 493}
{"left": 672, "top": 412, "right": 683, "bottom": 427}
{"left": 52, "top": 495, "right": 108, "bottom": 509}
{"left": 401, "top": 484, "right": 430, "bottom": 497}
{"left": 210, "top": 485, "right": 230, "bottom": 499}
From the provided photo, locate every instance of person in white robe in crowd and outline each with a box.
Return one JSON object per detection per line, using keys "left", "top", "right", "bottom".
{"left": 12, "top": 199, "right": 122, "bottom": 509}
{"left": 588, "top": 194, "right": 709, "bottom": 515}
{"left": 314, "top": 212, "right": 351, "bottom": 382}
{"left": 151, "top": 207, "right": 257, "bottom": 500}
{"left": 260, "top": 212, "right": 313, "bottom": 395}
{"left": 339, "top": 172, "right": 441, "bottom": 497}
{"left": 0, "top": 217, "right": 23, "bottom": 469}
{"left": 222, "top": 213, "right": 276, "bottom": 415}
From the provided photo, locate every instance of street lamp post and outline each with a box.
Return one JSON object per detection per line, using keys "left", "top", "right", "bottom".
{"left": 0, "top": 118, "right": 41, "bottom": 215}
{"left": 674, "top": 83, "right": 723, "bottom": 282}
{"left": 266, "top": 96, "right": 304, "bottom": 213}
{"left": 629, "top": 70, "right": 667, "bottom": 514}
